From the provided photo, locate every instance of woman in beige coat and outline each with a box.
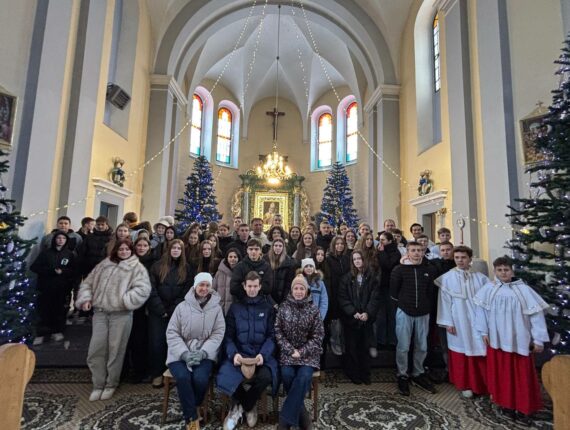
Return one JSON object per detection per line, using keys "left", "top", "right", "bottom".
{"left": 212, "top": 247, "right": 242, "bottom": 314}
{"left": 76, "top": 239, "right": 151, "bottom": 401}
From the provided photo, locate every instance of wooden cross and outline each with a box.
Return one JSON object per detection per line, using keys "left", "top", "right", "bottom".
{"left": 266, "top": 107, "right": 285, "bottom": 141}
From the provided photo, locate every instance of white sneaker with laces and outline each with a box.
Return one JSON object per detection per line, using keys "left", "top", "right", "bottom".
{"left": 246, "top": 405, "right": 258, "bottom": 427}
{"left": 51, "top": 332, "right": 64, "bottom": 342}
{"left": 89, "top": 389, "right": 103, "bottom": 401}
{"left": 369, "top": 347, "right": 378, "bottom": 358}
{"left": 461, "top": 390, "right": 473, "bottom": 398}
{"left": 223, "top": 404, "right": 243, "bottom": 430}
{"left": 33, "top": 336, "right": 44, "bottom": 346}
{"left": 100, "top": 387, "right": 116, "bottom": 400}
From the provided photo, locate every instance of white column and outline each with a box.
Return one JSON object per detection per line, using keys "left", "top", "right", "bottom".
{"left": 19, "top": 0, "right": 77, "bottom": 240}
{"left": 141, "top": 75, "right": 187, "bottom": 222}
{"left": 364, "top": 85, "right": 400, "bottom": 231}
{"left": 473, "top": 0, "right": 514, "bottom": 261}
{"left": 65, "top": 0, "right": 108, "bottom": 223}
{"left": 561, "top": 0, "right": 570, "bottom": 37}
{"left": 439, "top": 0, "right": 480, "bottom": 252}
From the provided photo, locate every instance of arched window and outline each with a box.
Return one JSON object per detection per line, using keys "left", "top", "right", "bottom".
{"left": 317, "top": 113, "right": 333, "bottom": 168}
{"left": 190, "top": 94, "right": 203, "bottom": 156}
{"left": 216, "top": 107, "right": 232, "bottom": 164}
{"left": 345, "top": 102, "right": 358, "bottom": 162}
{"left": 433, "top": 13, "right": 441, "bottom": 92}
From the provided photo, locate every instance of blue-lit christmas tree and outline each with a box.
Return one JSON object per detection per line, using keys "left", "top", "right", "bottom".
{"left": 506, "top": 39, "right": 570, "bottom": 354}
{"left": 317, "top": 162, "right": 359, "bottom": 229}
{"left": 175, "top": 156, "right": 221, "bottom": 232}
{"left": 0, "top": 150, "right": 36, "bottom": 345}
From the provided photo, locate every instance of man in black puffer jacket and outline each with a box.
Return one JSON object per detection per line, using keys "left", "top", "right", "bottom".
{"left": 230, "top": 239, "right": 273, "bottom": 300}
{"left": 77, "top": 216, "right": 113, "bottom": 277}
{"left": 390, "top": 241, "right": 438, "bottom": 396}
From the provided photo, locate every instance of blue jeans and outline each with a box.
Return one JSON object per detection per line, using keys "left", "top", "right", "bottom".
{"left": 280, "top": 365, "right": 314, "bottom": 426}
{"left": 395, "top": 308, "right": 429, "bottom": 377}
{"left": 168, "top": 359, "right": 213, "bottom": 423}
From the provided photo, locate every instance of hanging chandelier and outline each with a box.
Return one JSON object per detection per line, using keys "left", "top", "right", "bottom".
{"left": 255, "top": 4, "right": 292, "bottom": 185}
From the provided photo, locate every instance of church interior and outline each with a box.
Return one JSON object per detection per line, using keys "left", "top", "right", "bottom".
{"left": 1, "top": 0, "right": 569, "bottom": 429}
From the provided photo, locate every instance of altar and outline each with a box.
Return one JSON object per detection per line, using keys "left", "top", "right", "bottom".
{"left": 230, "top": 171, "right": 310, "bottom": 231}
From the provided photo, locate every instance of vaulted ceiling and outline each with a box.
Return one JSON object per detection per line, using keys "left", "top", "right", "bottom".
{"left": 146, "top": 0, "right": 414, "bottom": 121}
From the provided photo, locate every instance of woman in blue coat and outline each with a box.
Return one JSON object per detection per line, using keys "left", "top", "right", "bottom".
{"left": 217, "top": 271, "right": 278, "bottom": 430}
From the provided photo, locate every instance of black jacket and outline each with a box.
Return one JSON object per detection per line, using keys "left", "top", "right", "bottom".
{"left": 316, "top": 232, "right": 334, "bottom": 251}
{"left": 31, "top": 232, "right": 76, "bottom": 292}
{"left": 147, "top": 261, "right": 195, "bottom": 317}
{"left": 432, "top": 258, "right": 456, "bottom": 277}
{"left": 78, "top": 228, "right": 113, "bottom": 276}
{"left": 377, "top": 242, "right": 401, "bottom": 291}
{"left": 265, "top": 255, "right": 297, "bottom": 304}
{"left": 225, "top": 239, "right": 248, "bottom": 259}
{"left": 219, "top": 236, "right": 235, "bottom": 256}
{"left": 230, "top": 256, "right": 273, "bottom": 299}
{"left": 286, "top": 239, "right": 299, "bottom": 257}
{"left": 389, "top": 262, "right": 438, "bottom": 316}
{"left": 325, "top": 253, "right": 352, "bottom": 319}
{"left": 338, "top": 270, "right": 381, "bottom": 327}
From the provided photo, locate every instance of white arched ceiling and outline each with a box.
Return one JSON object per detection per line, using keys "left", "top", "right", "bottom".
{"left": 150, "top": 0, "right": 411, "bottom": 136}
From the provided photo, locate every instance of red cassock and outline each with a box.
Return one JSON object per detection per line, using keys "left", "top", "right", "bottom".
{"left": 486, "top": 346, "right": 543, "bottom": 415}
{"left": 448, "top": 349, "right": 488, "bottom": 394}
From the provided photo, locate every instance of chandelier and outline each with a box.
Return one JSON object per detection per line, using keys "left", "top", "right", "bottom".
{"left": 255, "top": 4, "right": 292, "bottom": 185}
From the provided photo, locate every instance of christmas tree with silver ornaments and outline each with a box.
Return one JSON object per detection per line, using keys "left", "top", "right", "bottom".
{"left": 175, "top": 155, "right": 221, "bottom": 232}
{"left": 317, "top": 162, "right": 359, "bottom": 229}
{"left": 0, "top": 150, "right": 36, "bottom": 345}
{"left": 507, "top": 39, "right": 570, "bottom": 354}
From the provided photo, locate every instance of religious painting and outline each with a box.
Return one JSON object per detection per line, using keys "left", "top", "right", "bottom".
{"left": 254, "top": 192, "right": 289, "bottom": 231}
{"left": 520, "top": 109, "right": 548, "bottom": 166}
{"left": 0, "top": 87, "right": 17, "bottom": 148}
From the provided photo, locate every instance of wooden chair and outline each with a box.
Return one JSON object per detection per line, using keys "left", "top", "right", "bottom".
{"left": 161, "top": 368, "right": 213, "bottom": 425}
{"left": 0, "top": 343, "right": 36, "bottom": 430}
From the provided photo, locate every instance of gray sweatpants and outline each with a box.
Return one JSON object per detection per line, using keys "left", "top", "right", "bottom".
{"left": 87, "top": 309, "right": 133, "bottom": 389}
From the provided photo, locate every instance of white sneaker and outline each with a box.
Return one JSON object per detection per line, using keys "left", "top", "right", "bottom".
{"left": 100, "top": 387, "right": 115, "bottom": 400}
{"left": 461, "top": 390, "right": 473, "bottom": 398}
{"left": 369, "top": 347, "right": 378, "bottom": 358}
{"left": 246, "top": 405, "right": 258, "bottom": 427}
{"left": 223, "top": 404, "right": 243, "bottom": 430}
{"left": 330, "top": 343, "right": 342, "bottom": 356}
{"left": 89, "top": 389, "right": 103, "bottom": 401}
{"left": 33, "top": 336, "right": 44, "bottom": 346}
{"left": 51, "top": 332, "right": 64, "bottom": 342}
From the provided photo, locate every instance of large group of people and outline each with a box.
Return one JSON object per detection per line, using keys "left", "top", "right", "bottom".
{"left": 30, "top": 211, "right": 549, "bottom": 429}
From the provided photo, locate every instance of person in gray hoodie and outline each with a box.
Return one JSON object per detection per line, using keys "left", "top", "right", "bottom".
{"left": 166, "top": 272, "right": 226, "bottom": 430}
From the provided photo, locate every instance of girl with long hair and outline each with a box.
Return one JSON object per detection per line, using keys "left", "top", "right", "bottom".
{"left": 265, "top": 238, "right": 296, "bottom": 304}
{"left": 286, "top": 226, "right": 301, "bottom": 256}
{"left": 355, "top": 232, "right": 379, "bottom": 272}
{"left": 75, "top": 239, "right": 151, "bottom": 401}
{"left": 147, "top": 239, "right": 195, "bottom": 387}
{"left": 207, "top": 233, "right": 224, "bottom": 259}
{"left": 195, "top": 240, "right": 221, "bottom": 275}
{"left": 184, "top": 230, "right": 201, "bottom": 265}
{"left": 293, "top": 232, "right": 317, "bottom": 261}
{"left": 212, "top": 248, "right": 242, "bottom": 314}
{"left": 344, "top": 229, "right": 357, "bottom": 253}
{"left": 338, "top": 250, "right": 380, "bottom": 384}
{"left": 106, "top": 223, "right": 131, "bottom": 255}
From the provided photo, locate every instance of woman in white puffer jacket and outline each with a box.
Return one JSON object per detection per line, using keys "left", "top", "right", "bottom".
{"left": 76, "top": 239, "right": 151, "bottom": 402}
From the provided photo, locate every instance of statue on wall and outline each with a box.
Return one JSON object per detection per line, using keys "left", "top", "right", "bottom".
{"left": 109, "top": 157, "right": 126, "bottom": 187}
{"left": 418, "top": 169, "right": 433, "bottom": 196}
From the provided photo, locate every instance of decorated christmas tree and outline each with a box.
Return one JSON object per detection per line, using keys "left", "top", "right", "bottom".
{"left": 317, "top": 162, "right": 359, "bottom": 229}
{"left": 175, "top": 155, "right": 221, "bottom": 232}
{"left": 506, "top": 40, "right": 570, "bottom": 354}
{"left": 0, "top": 150, "right": 36, "bottom": 345}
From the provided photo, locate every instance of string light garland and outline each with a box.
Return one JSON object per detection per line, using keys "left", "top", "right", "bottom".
{"left": 296, "top": 0, "right": 513, "bottom": 232}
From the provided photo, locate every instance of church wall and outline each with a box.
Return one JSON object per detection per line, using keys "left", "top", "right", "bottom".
{"left": 506, "top": 0, "right": 563, "bottom": 198}
{"left": 0, "top": 0, "right": 37, "bottom": 194}
{"left": 86, "top": 0, "right": 153, "bottom": 220}
{"left": 399, "top": 0, "right": 454, "bottom": 240}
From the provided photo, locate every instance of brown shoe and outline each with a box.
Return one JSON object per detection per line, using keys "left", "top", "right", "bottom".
{"left": 187, "top": 419, "right": 200, "bottom": 430}
{"left": 151, "top": 376, "right": 163, "bottom": 388}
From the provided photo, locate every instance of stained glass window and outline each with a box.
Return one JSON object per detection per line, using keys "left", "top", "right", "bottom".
{"left": 346, "top": 102, "right": 358, "bottom": 162}
{"left": 433, "top": 13, "right": 441, "bottom": 92}
{"left": 190, "top": 94, "right": 203, "bottom": 156}
{"left": 216, "top": 107, "right": 232, "bottom": 164}
{"left": 317, "top": 113, "right": 333, "bottom": 168}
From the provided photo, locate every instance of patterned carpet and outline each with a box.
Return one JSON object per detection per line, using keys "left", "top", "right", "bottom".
{"left": 24, "top": 368, "right": 553, "bottom": 429}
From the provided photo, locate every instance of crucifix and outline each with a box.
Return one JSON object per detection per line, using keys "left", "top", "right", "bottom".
{"left": 266, "top": 107, "right": 285, "bottom": 141}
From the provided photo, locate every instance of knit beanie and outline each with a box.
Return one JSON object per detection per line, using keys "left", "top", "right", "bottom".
{"left": 301, "top": 258, "right": 315, "bottom": 269}
{"left": 193, "top": 272, "right": 213, "bottom": 289}
{"left": 291, "top": 274, "right": 309, "bottom": 292}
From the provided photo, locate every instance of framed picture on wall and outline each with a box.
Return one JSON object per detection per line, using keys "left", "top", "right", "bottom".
{"left": 253, "top": 192, "right": 289, "bottom": 232}
{"left": 0, "top": 86, "right": 17, "bottom": 149}
{"left": 519, "top": 104, "right": 549, "bottom": 166}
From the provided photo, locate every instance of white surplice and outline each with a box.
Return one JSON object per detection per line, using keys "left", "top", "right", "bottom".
{"left": 473, "top": 279, "right": 549, "bottom": 356}
{"left": 435, "top": 268, "right": 490, "bottom": 356}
